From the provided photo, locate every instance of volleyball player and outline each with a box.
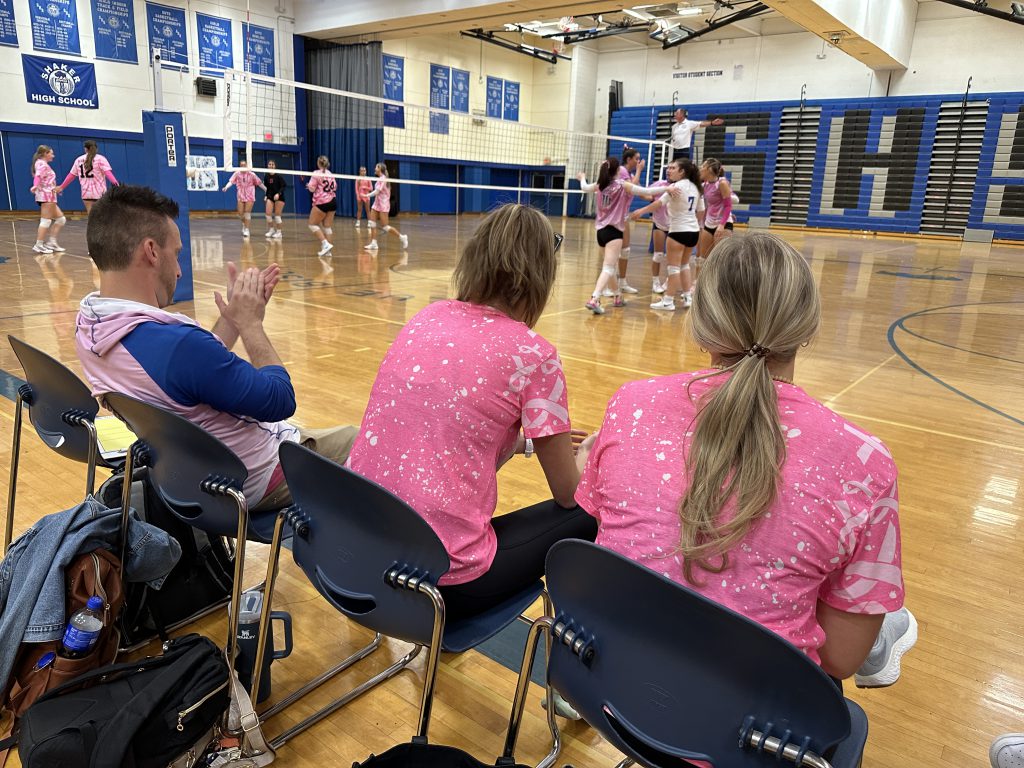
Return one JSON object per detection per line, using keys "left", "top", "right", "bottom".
{"left": 627, "top": 158, "right": 702, "bottom": 311}
{"left": 306, "top": 155, "right": 337, "bottom": 256}
{"left": 697, "top": 158, "right": 734, "bottom": 261}
{"left": 222, "top": 159, "right": 266, "bottom": 238}
{"left": 57, "top": 140, "right": 119, "bottom": 214}
{"left": 364, "top": 163, "right": 408, "bottom": 251}
{"left": 669, "top": 108, "right": 724, "bottom": 161}
{"left": 263, "top": 159, "right": 287, "bottom": 239}
{"left": 29, "top": 145, "right": 65, "bottom": 255}
{"left": 578, "top": 157, "right": 632, "bottom": 315}
{"left": 608, "top": 147, "right": 645, "bottom": 295}
{"left": 354, "top": 166, "right": 372, "bottom": 227}
{"left": 632, "top": 176, "right": 672, "bottom": 294}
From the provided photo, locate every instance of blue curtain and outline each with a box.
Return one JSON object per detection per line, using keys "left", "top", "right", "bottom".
{"left": 304, "top": 39, "right": 384, "bottom": 218}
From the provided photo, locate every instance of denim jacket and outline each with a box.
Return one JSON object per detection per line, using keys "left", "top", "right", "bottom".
{"left": 0, "top": 496, "right": 181, "bottom": 693}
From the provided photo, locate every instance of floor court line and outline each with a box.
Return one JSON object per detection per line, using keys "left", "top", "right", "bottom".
{"left": 825, "top": 353, "right": 898, "bottom": 407}
{"left": 832, "top": 409, "right": 1024, "bottom": 454}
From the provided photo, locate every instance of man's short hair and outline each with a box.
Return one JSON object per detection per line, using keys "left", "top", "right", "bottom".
{"left": 87, "top": 185, "right": 180, "bottom": 271}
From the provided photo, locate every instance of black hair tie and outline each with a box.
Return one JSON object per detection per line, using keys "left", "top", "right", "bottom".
{"left": 746, "top": 343, "right": 770, "bottom": 359}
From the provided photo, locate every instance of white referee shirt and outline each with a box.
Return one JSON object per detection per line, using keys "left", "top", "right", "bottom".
{"left": 670, "top": 118, "right": 703, "bottom": 150}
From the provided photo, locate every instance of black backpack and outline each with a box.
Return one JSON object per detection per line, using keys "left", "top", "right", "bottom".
{"left": 14, "top": 634, "right": 229, "bottom": 768}
{"left": 99, "top": 467, "right": 235, "bottom": 648}
{"left": 354, "top": 742, "right": 529, "bottom": 767}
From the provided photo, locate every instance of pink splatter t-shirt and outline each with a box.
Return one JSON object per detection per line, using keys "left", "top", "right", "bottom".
{"left": 576, "top": 370, "right": 904, "bottom": 663}
{"left": 347, "top": 300, "right": 572, "bottom": 585}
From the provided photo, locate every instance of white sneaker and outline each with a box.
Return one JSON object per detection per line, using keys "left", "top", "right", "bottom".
{"left": 355, "top": 220, "right": 361, "bottom": 228}
{"left": 652, "top": 279, "right": 665, "bottom": 294}
{"left": 364, "top": 240, "right": 378, "bottom": 250}
{"left": 400, "top": 234, "right": 409, "bottom": 249}
{"left": 242, "top": 228, "right": 250, "bottom": 238}
{"left": 619, "top": 280, "right": 639, "bottom": 294}
{"left": 317, "top": 240, "right": 334, "bottom": 256}
{"left": 854, "top": 608, "right": 918, "bottom": 688}
{"left": 32, "top": 243, "right": 53, "bottom": 254}
{"left": 45, "top": 240, "right": 66, "bottom": 252}
{"left": 991, "top": 734, "right": 1024, "bottom": 768}
{"left": 272, "top": 230, "right": 283, "bottom": 239}
{"left": 650, "top": 297, "right": 676, "bottom": 311}
{"left": 601, "top": 288, "right": 615, "bottom": 297}
{"left": 680, "top": 291, "right": 693, "bottom": 308}
{"left": 265, "top": 229, "right": 274, "bottom": 238}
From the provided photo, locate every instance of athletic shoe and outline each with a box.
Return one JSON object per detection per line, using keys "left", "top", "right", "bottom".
{"left": 652, "top": 279, "right": 665, "bottom": 294}
{"left": 400, "top": 234, "right": 409, "bottom": 249}
{"left": 601, "top": 288, "right": 615, "bottom": 297}
{"left": 854, "top": 608, "right": 918, "bottom": 688}
{"left": 265, "top": 229, "right": 274, "bottom": 238}
{"left": 680, "top": 291, "right": 693, "bottom": 308}
{"left": 355, "top": 220, "right": 361, "bottom": 228}
{"left": 272, "top": 230, "right": 283, "bottom": 239}
{"left": 619, "top": 280, "right": 639, "bottom": 294}
{"left": 317, "top": 240, "right": 334, "bottom": 256}
{"left": 613, "top": 295, "right": 626, "bottom": 308}
{"left": 32, "top": 243, "right": 53, "bottom": 254}
{"left": 990, "top": 734, "right": 1024, "bottom": 768}
{"left": 540, "top": 690, "right": 582, "bottom": 721}
{"left": 585, "top": 298, "right": 604, "bottom": 315}
{"left": 364, "top": 240, "right": 378, "bottom": 250}
{"left": 242, "top": 228, "right": 250, "bottom": 238}
{"left": 45, "top": 241, "right": 66, "bottom": 252}
{"left": 650, "top": 297, "right": 676, "bottom": 311}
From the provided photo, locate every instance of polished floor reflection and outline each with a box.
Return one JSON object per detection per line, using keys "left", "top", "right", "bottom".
{"left": 0, "top": 213, "right": 1022, "bottom": 767}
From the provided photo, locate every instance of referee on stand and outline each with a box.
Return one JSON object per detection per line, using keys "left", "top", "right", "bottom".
{"left": 670, "top": 108, "right": 724, "bottom": 161}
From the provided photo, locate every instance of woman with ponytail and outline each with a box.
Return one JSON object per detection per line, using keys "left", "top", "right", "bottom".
{"left": 575, "top": 232, "right": 914, "bottom": 685}
{"left": 29, "top": 145, "right": 65, "bottom": 254}
{"left": 577, "top": 156, "right": 631, "bottom": 315}
{"left": 58, "top": 140, "right": 119, "bottom": 213}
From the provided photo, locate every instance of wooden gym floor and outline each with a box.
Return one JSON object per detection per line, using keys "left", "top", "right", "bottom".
{"left": 0, "top": 212, "right": 1022, "bottom": 767}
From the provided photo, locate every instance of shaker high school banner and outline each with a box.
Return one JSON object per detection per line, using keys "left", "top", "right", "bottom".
{"left": 22, "top": 54, "right": 99, "bottom": 109}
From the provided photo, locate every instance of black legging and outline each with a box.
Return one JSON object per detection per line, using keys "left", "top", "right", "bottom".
{"left": 438, "top": 500, "right": 598, "bottom": 621}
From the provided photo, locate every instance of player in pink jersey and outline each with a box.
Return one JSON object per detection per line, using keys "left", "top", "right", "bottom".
{"left": 354, "top": 166, "right": 373, "bottom": 228}
{"left": 28, "top": 145, "right": 66, "bottom": 255}
{"left": 630, "top": 177, "right": 672, "bottom": 294}
{"left": 606, "top": 147, "right": 645, "bottom": 296}
{"left": 222, "top": 159, "right": 266, "bottom": 238}
{"left": 364, "top": 163, "right": 408, "bottom": 251}
{"left": 577, "top": 157, "right": 634, "bottom": 314}
{"left": 576, "top": 232, "right": 913, "bottom": 684}
{"left": 57, "top": 140, "right": 119, "bottom": 214}
{"left": 305, "top": 155, "right": 337, "bottom": 257}
{"left": 696, "top": 158, "right": 735, "bottom": 282}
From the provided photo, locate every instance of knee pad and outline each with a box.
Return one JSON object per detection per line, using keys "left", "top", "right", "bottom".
{"left": 243, "top": 213, "right": 251, "bottom": 222}
{"left": 667, "top": 265, "right": 682, "bottom": 276}
{"left": 274, "top": 216, "right": 282, "bottom": 224}
{"left": 620, "top": 247, "right": 631, "bottom": 257}
{"left": 368, "top": 220, "right": 377, "bottom": 229}
{"left": 602, "top": 265, "right": 617, "bottom": 277}
{"left": 308, "top": 224, "right": 321, "bottom": 234}
{"left": 381, "top": 225, "right": 392, "bottom": 234}
{"left": 265, "top": 214, "right": 273, "bottom": 222}
{"left": 54, "top": 216, "right": 66, "bottom": 226}
{"left": 39, "top": 217, "right": 53, "bottom": 228}
{"left": 323, "top": 227, "right": 333, "bottom": 236}
{"left": 652, "top": 251, "right": 666, "bottom": 264}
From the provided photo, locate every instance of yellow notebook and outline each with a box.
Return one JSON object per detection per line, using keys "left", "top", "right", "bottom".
{"left": 94, "top": 415, "right": 136, "bottom": 460}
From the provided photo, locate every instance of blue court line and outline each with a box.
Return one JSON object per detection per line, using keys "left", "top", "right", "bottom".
{"left": 877, "top": 270, "right": 962, "bottom": 281}
{"left": 0, "top": 368, "right": 24, "bottom": 402}
{"left": 899, "top": 319, "right": 1024, "bottom": 366}
{"left": 887, "top": 301, "right": 1024, "bottom": 427}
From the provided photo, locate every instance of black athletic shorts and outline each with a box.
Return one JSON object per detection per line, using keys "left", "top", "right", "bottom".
{"left": 315, "top": 200, "right": 337, "bottom": 213}
{"left": 652, "top": 222, "right": 667, "bottom": 233}
{"left": 596, "top": 224, "right": 624, "bottom": 247}
{"left": 704, "top": 222, "right": 734, "bottom": 236}
{"left": 668, "top": 230, "right": 699, "bottom": 247}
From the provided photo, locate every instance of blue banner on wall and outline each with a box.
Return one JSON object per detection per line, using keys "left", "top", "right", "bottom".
{"left": 429, "top": 63, "right": 450, "bottom": 135}
{"left": 196, "top": 12, "right": 232, "bottom": 76}
{"left": 0, "top": 0, "right": 18, "bottom": 47}
{"left": 146, "top": 3, "right": 187, "bottom": 68}
{"left": 486, "top": 76, "right": 502, "bottom": 119}
{"left": 22, "top": 54, "right": 99, "bottom": 109}
{"left": 382, "top": 53, "right": 404, "bottom": 129}
{"left": 91, "top": 0, "right": 137, "bottom": 64}
{"left": 242, "top": 22, "right": 274, "bottom": 78}
{"left": 503, "top": 80, "right": 519, "bottom": 122}
{"left": 452, "top": 68, "right": 469, "bottom": 113}
{"left": 31, "top": 0, "right": 80, "bottom": 55}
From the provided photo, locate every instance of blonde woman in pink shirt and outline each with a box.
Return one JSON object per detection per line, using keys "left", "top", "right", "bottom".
{"left": 576, "top": 232, "right": 915, "bottom": 687}
{"left": 29, "top": 145, "right": 66, "bottom": 255}
{"left": 348, "top": 204, "right": 595, "bottom": 620}
{"left": 222, "top": 159, "right": 266, "bottom": 238}
{"left": 305, "top": 155, "right": 337, "bottom": 257}
{"left": 364, "top": 163, "right": 408, "bottom": 251}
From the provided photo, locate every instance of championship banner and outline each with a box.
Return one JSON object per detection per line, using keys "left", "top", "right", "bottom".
{"left": 22, "top": 54, "right": 99, "bottom": 109}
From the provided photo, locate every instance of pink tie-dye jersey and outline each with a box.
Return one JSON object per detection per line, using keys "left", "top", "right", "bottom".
{"left": 65, "top": 154, "right": 117, "bottom": 200}
{"left": 703, "top": 178, "right": 734, "bottom": 227}
{"left": 33, "top": 160, "right": 57, "bottom": 204}
{"left": 371, "top": 177, "right": 391, "bottom": 213}
{"left": 576, "top": 370, "right": 904, "bottom": 663}
{"left": 589, "top": 177, "right": 632, "bottom": 231}
{"left": 227, "top": 171, "right": 261, "bottom": 202}
{"left": 347, "top": 300, "right": 572, "bottom": 585}
{"left": 306, "top": 170, "right": 337, "bottom": 206}
{"left": 647, "top": 180, "right": 671, "bottom": 230}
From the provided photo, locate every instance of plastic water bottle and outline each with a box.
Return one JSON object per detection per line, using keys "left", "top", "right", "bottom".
{"left": 59, "top": 596, "right": 105, "bottom": 659}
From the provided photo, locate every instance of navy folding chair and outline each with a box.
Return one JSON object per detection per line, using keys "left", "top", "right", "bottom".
{"left": 103, "top": 393, "right": 377, "bottom": 713}
{"left": 4, "top": 335, "right": 124, "bottom": 552}
{"left": 274, "top": 440, "right": 552, "bottom": 751}
{"left": 504, "top": 540, "right": 868, "bottom": 768}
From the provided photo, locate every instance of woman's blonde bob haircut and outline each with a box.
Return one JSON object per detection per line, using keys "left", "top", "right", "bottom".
{"left": 452, "top": 203, "right": 558, "bottom": 328}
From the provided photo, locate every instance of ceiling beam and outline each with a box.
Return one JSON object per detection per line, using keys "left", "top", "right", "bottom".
{"left": 661, "top": 3, "right": 771, "bottom": 48}
{"left": 458, "top": 29, "right": 572, "bottom": 63}
{"left": 931, "top": 0, "right": 1024, "bottom": 25}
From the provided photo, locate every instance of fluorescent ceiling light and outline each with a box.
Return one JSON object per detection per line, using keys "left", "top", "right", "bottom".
{"left": 675, "top": 7, "right": 704, "bottom": 17}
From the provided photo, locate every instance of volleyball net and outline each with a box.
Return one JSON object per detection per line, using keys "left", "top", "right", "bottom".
{"left": 169, "top": 67, "right": 669, "bottom": 215}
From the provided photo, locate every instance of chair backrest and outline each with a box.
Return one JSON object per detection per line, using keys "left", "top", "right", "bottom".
{"left": 279, "top": 440, "right": 450, "bottom": 647}
{"left": 104, "top": 392, "right": 248, "bottom": 537}
{"left": 544, "top": 540, "right": 852, "bottom": 768}
{"left": 9, "top": 335, "right": 99, "bottom": 463}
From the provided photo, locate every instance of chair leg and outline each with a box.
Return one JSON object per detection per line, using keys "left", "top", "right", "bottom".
{"left": 248, "top": 511, "right": 286, "bottom": 701}
{"left": 268, "top": 642, "right": 422, "bottom": 749}
{"left": 81, "top": 419, "right": 99, "bottom": 498}
{"left": 413, "top": 580, "right": 447, "bottom": 741}
{"left": 4, "top": 392, "right": 25, "bottom": 554}
{"left": 117, "top": 447, "right": 136, "bottom": 580}
{"left": 537, "top": 590, "right": 561, "bottom": 768}
{"left": 613, "top": 759, "right": 635, "bottom": 768}
{"left": 501, "top": 616, "right": 557, "bottom": 767}
{"left": 224, "top": 488, "right": 250, "bottom": 671}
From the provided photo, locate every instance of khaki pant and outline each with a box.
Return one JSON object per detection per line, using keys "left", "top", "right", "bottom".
{"left": 251, "top": 425, "right": 358, "bottom": 512}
